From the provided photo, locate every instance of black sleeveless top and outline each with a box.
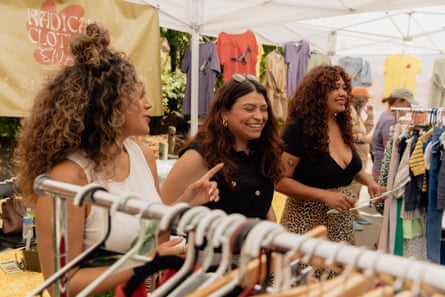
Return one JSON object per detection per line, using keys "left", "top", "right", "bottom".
{"left": 281, "top": 120, "right": 362, "bottom": 189}
{"left": 180, "top": 143, "right": 273, "bottom": 219}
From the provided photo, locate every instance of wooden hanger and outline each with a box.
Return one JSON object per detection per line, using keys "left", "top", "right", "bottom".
{"left": 360, "top": 285, "right": 394, "bottom": 297}
{"left": 263, "top": 246, "right": 369, "bottom": 297}
{"left": 185, "top": 226, "right": 328, "bottom": 297}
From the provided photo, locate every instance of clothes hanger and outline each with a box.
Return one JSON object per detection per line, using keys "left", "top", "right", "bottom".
{"left": 185, "top": 214, "right": 247, "bottom": 297}
{"left": 166, "top": 209, "right": 227, "bottom": 296}
{"left": 394, "top": 257, "right": 430, "bottom": 297}
{"left": 322, "top": 247, "right": 370, "bottom": 297}
{"left": 77, "top": 194, "right": 158, "bottom": 297}
{"left": 356, "top": 250, "right": 388, "bottom": 297}
{"left": 166, "top": 206, "right": 213, "bottom": 297}
{"left": 235, "top": 221, "right": 287, "bottom": 296}
{"left": 26, "top": 183, "right": 110, "bottom": 297}
{"left": 159, "top": 202, "right": 191, "bottom": 233}
{"left": 260, "top": 243, "right": 367, "bottom": 297}
{"left": 240, "top": 226, "right": 329, "bottom": 297}
{"left": 207, "top": 218, "right": 265, "bottom": 297}
{"left": 187, "top": 216, "right": 255, "bottom": 297}
{"left": 151, "top": 206, "right": 210, "bottom": 297}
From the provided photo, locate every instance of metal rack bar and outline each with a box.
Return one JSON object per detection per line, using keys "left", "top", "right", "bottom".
{"left": 29, "top": 175, "right": 445, "bottom": 295}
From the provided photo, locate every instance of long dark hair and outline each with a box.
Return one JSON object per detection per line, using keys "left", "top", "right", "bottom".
{"left": 188, "top": 76, "right": 284, "bottom": 187}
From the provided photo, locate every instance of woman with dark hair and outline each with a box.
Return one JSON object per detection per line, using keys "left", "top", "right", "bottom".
{"left": 275, "top": 65, "right": 385, "bottom": 245}
{"left": 14, "top": 23, "right": 222, "bottom": 296}
{"left": 161, "top": 74, "right": 284, "bottom": 221}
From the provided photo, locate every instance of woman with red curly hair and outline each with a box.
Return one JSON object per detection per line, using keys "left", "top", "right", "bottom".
{"left": 275, "top": 65, "right": 385, "bottom": 246}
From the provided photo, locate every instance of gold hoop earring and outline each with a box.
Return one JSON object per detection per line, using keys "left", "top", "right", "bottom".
{"left": 223, "top": 119, "right": 228, "bottom": 127}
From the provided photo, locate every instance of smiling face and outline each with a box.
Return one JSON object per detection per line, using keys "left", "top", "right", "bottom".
{"left": 326, "top": 77, "right": 348, "bottom": 117}
{"left": 222, "top": 91, "right": 268, "bottom": 151}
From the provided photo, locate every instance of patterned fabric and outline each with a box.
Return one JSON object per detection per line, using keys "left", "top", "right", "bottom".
{"left": 280, "top": 186, "right": 355, "bottom": 280}
{"left": 280, "top": 186, "right": 355, "bottom": 245}
{"left": 375, "top": 128, "right": 394, "bottom": 214}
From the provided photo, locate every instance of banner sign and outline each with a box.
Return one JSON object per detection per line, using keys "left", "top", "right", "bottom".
{"left": 0, "top": 0, "right": 162, "bottom": 117}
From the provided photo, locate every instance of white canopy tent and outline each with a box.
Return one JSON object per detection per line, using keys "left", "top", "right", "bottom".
{"left": 127, "top": 0, "right": 445, "bottom": 135}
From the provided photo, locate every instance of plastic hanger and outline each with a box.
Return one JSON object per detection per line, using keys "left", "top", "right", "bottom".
{"left": 261, "top": 241, "right": 366, "bottom": 297}
{"left": 252, "top": 226, "right": 329, "bottom": 297}
{"left": 167, "top": 206, "right": 212, "bottom": 297}
{"left": 73, "top": 182, "right": 107, "bottom": 206}
{"left": 167, "top": 209, "right": 227, "bottom": 296}
{"left": 322, "top": 246, "right": 369, "bottom": 297}
{"left": 244, "top": 222, "right": 287, "bottom": 295}
{"left": 358, "top": 250, "right": 386, "bottom": 296}
{"left": 185, "top": 214, "right": 248, "bottom": 297}
{"left": 26, "top": 183, "right": 110, "bottom": 297}
{"left": 159, "top": 202, "right": 190, "bottom": 233}
{"left": 208, "top": 220, "right": 284, "bottom": 297}
{"left": 77, "top": 194, "right": 157, "bottom": 297}
{"left": 151, "top": 206, "right": 210, "bottom": 297}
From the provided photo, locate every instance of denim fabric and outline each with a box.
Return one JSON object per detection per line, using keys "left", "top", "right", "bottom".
{"left": 404, "top": 134, "right": 421, "bottom": 211}
{"left": 437, "top": 134, "right": 445, "bottom": 208}
{"left": 426, "top": 126, "right": 445, "bottom": 264}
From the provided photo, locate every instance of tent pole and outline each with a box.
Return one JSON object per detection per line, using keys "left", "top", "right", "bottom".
{"left": 190, "top": 26, "right": 199, "bottom": 137}
{"left": 189, "top": 0, "right": 202, "bottom": 137}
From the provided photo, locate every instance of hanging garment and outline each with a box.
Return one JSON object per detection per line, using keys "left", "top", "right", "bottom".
{"left": 181, "top": 41, "right": 221, "bottom": 116}
{"left": 284, "top": 40, "right": 310, "bottom": 97}
{"left": 337, "top": 56, "right": 372, "bottom": 87}
{"left": 426, "top": 126, "right": 445, "bottom": 264}
{"left": 264, "top": 50, "right": 288, "bottom": 120}
{"left": 216, "top": 30, "right": 259, "bottom": 82}
{"left": 307, "top": 50, "right": 332, "bottom": 71}
{"left": 383, "top": 54, "right": 421, "bottom": 97}
{"left": 428, "top": 58, "right": 445, "bottom": 107}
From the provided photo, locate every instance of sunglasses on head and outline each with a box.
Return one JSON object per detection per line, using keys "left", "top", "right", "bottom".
{"left": 232, "top": 73, "right": 259, "bottom": 83}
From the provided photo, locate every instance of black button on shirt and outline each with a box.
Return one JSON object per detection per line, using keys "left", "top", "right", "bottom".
{"left": 181, "top": 144, "right": 274, "bottom": 219}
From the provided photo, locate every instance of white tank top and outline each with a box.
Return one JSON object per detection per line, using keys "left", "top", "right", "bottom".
{"left": 67, "top": 138, "right": 162, "bottom": 253}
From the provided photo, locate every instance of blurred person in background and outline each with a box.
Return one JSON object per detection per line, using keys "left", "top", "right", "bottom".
{"left": 349, "top": 86, "right": 374, "bottom": 231}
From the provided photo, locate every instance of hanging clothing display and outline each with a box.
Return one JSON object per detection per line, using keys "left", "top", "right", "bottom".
{"left": 383, "top": 54, "right": 422, "bottom": 97}
{"left": 377, "top": 107, "right": 445, "bottom": 265}
{"left": 264, "top": 50, "right": 288, "bottom": 120}
{"left": 284, "top": 40, "right": 311, "bottom": 97}
{"left": 337, "top": 56, "right": 372, "bottom": 87}
{"left": 31, "top": 174, "right": 445, "bottom": 297}
{"left": 181, "top": 41, "right": 221, "bottom": 116}
{"left": 429, "top": 58, "right": 445, "bottom": 107}
{"left": 307, "top": 50, "right": 332, "bottom": 71}
{"left": 216, "top": 30, "right": 259, "bottom": 82}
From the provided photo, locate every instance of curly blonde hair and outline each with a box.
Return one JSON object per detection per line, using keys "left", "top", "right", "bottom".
{"left": 14, "top": 23, "right": 144, "bottom": 204}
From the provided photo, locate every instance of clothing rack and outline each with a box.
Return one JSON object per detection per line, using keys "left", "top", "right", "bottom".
{"left": 30, "top": 175, "right": 445, "bottom": 296}
{"left": 390, "top": 106, "right": 436, "bottom": 123}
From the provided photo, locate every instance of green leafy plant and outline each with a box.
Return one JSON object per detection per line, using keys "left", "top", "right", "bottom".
{"left": 161, "top": 70, "right": 186, "bottom": 113}
{"left": 0, "top": 117, "right": 21, "bottom": 139}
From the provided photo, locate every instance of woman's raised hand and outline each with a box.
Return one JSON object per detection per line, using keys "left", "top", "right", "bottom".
{"left": 181, "top": 163, "right": 224, "bottom": 206}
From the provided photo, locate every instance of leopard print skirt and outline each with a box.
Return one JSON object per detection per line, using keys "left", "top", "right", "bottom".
{"left": 279, "top": 186, "right": 355, "bottom": 279}
{"left": 280, "top": 186, "right": 355, "bottom": 245}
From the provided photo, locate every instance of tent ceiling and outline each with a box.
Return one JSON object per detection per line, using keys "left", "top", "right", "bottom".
{"left": 130, "top": 0, "right": 445, "bottom": 54}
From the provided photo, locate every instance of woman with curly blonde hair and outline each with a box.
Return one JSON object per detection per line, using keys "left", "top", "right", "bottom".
{"left": 13, "top": 23, "right": 221, "bottom": 296}
{"left": 275, "top": 65, "right": 385, "bottom": 246}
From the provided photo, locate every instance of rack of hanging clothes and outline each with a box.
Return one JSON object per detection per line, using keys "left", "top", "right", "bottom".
{"left": 377, "top": 107, "right": 445, "bottom": 265}
{"left": 28, "top": 174, "right": 445, "bottom": 297}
